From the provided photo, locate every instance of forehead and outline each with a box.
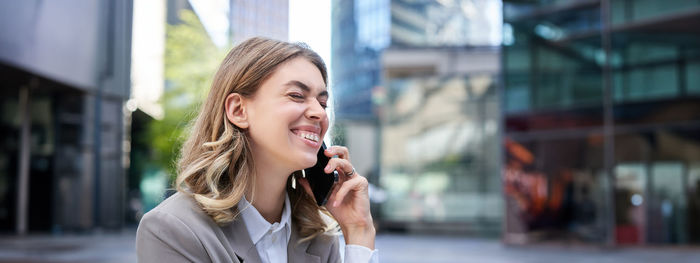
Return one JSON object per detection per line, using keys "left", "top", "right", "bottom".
{"left": 262, "top": 57, "right": 326, "bottom": 93}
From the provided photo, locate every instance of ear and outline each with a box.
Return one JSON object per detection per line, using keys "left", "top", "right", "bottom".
{"left": 225, "top": 93, "right": 249, "bottom": 129}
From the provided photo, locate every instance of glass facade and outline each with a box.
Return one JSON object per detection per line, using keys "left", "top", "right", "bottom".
{"left": 332, "top": 0, "right": 502, "bottom": 119}
{"left": 332, "top": 0, "right": 503, "bottom": 233}
{"left": 380, "top": 74, "right": 501, "bottom": 233}
{"left": 390, "top": 0, "right": 502, "bottom": 47}
{"left": 0, "top": 80, "right": 19, "bottom": 231}
{"left": 230, "top": 0, "right": 288, "bottom": 45}
{"left": 0, "top": 0, "right": 131, "bottom": 233}
{"left": 331, "top": 0, "right": 388, "bottom": 120}
{"left": 503, "top": 0, "right": 700, "bottom": 245}
{"left": 0, "top": 66, "right": 93, "bottom": 232}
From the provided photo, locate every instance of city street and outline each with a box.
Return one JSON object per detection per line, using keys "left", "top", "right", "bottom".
{"left": 376, "top": 234, "right": 700, "bottom": 263}
{"left": 3, "top": 1, "right": 700, "bottom": 263}
{"left": 1, "top": 230, "right": 700, "bottom": 262}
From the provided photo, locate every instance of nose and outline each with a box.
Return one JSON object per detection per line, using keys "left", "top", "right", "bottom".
{"left": 305, "top": 100, "right": 326, "bottom": 121}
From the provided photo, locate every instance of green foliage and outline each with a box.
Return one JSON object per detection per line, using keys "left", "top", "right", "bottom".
{"left": 147, "top": 10, "right": 228, "bottom": 180}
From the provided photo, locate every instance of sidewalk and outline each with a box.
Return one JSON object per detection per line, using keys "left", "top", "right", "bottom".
{"left": 377, "top": 234, "right": 700, "bottom": 263}
{"left": 0, "top": 230, "right": 136, "bottom": 263}
{"left": 1, "top": 231, "right": 700, "bottom": 262}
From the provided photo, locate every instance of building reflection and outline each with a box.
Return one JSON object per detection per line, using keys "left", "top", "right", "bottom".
{"left": 503, "top": 0, "right": 700, "bottom": 245}
{"left": 504, "top": 136, "right": 607, "bottom": 243}
{"left": 332, "top": 0, "right": 503, "bottom": 233}
{"left": 379, "top": 70, "right": 500, "bottom": 233}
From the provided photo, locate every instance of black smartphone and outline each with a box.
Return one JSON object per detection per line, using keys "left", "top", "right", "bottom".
{"left": 293, "top": 142, "right": 338, "bottom": 206}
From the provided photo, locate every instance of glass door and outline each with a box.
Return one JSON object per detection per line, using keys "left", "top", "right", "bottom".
{"left": 0, "top": 88, "right": 19, "bottom": 232}
{"left": 648, "top": 162, "right": 686, "bottom": 244}
{"left": 687, "top": 164, "right": 700, "bottom": 243}
{"left": 615, "top": 164, "right": 647, "bottom": 244}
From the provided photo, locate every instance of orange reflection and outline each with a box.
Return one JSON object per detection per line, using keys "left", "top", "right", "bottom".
{"left": 504, "top": 137, "right": 574, "bottom": 230}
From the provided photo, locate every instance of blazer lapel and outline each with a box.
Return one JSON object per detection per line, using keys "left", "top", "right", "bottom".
{"left": 221, "top": 215, "right": 321, "bottom": 263}
{"left": 223, "top": 218, "right": 264, "bottom": 263}
{"left": 287, "top": 227, "right": 321, "bottom": 263}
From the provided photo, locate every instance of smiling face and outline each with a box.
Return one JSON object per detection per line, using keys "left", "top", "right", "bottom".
{"left": 243, "top": 57, "right": 329, "bottom": 173}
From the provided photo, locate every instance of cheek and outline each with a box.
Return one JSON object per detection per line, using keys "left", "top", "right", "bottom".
{"left": 274, "top": 105, "right": 307, "bottom": 137}
{"left": 256, "top": 103, "right": 300, "bottom": 125}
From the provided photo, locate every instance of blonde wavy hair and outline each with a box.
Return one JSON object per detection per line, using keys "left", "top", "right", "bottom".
{"left": 175, "top": 37, "right": 335, "bottom": 240}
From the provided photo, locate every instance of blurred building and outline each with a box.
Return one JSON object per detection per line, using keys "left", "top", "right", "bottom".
{"left": 229, "top": 0, "right": 289, "bottom": 44}
{"left": 332, "top": 0, "right": 502, "bottom": 234}
{"left": 502, "top": 0, "right": 700, "bottom": 245}
{"left": 0, "top": 0, "right": 133, "bottom": 234}
{"left": 168, "top": 0, "right": 289, "bottom": 47}
{"left": 331, "top": 0, "right": 388, "bottom": 121}
{"left": 331, "top": 0, "right": 388, "bottom": 200}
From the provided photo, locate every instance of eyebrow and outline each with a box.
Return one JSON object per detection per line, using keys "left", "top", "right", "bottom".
{"left": 285, "top": 80, "right": 328, "bottom": 97}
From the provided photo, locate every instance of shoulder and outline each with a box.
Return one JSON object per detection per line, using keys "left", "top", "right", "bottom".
{"left": 149, "top": 191, "right": 201, "bottom": 216}
{"left": 136, "top": 192, "right": 214, "bottom": 261}
{"left": 136, "top": 191, "right": 210, "bottom": 239}
{"left": 136, "top": 192, "right": 241, "bottom": 262}
{"left": 139, "top": 192, "right": 211, "bottom": 230}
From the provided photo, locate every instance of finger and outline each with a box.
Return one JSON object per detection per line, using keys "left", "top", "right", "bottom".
{"left": 324, "top": 146, "right": 350, "bottom": 161}
{"left": 324, "top": 157, "right": 353, "bottom": 175}
{"left": 329, "top": 176, "right": 368, "bottom": 207}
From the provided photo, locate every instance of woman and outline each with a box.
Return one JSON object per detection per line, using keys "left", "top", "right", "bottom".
{"left": 135, "top": 37, "right": 377, "bottom": 263}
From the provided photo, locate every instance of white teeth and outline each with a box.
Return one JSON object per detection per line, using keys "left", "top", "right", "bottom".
{"left": 297, "top": 131, "right": 319, "bottom": 142}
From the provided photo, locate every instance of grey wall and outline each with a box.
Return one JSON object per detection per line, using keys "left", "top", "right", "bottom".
{"left": 0, "top": 0, "right": 102, "bottom": 89}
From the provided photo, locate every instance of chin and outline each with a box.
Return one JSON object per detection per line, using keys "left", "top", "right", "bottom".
{"left": 289, "top": 146, "right": 316, "bottom": 169}
{"left": 298, "top": 153, "right": 317, "bottom": 169}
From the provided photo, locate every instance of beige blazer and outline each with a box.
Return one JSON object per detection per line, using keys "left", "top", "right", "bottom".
{"left": 135, "top": 192, "right": 340, "bottom": 263}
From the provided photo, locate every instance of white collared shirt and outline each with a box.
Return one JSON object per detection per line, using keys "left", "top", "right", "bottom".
{"left": 237, "top": 194, "right": 378, "bottom": 263}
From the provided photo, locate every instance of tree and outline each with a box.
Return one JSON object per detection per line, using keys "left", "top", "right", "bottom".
{"left": 147, "top": 10, "right": 227, "bottom": 180}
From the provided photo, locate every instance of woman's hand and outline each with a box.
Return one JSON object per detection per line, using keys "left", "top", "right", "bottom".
{"left": 298, "top": 146, "right": 375, "bottom": 249}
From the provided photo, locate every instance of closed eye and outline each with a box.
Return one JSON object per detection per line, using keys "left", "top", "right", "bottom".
{"left": 288, "top": 92, "right": 327, "bottom": 109}
{"left": 288, "top": 93, "right": 304, "bottom": 100}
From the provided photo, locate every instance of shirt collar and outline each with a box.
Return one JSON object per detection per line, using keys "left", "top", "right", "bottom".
{"left": 237, "top": 192, "right": 292, "bottom": 245}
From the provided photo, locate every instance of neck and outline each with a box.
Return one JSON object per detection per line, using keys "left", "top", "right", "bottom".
{"left": 247, "top": 149, "right": 293, "bottom": 224}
